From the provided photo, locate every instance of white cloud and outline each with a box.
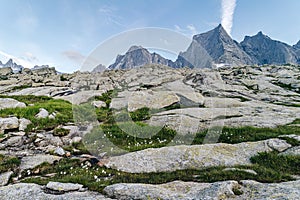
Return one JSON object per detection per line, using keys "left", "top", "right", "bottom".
{"left": 221, "top": 0, "right": 237, "bottom": 35}
{"left": 98, "top": 5, "right": 125, "bottom": 27}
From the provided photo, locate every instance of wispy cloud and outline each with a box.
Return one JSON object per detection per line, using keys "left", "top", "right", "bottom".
{"left": 62, "top": 50, "right": 86, "bottom": 65}
{"left": 174, "top": 24, "right": 198, "bottom": 37}
{"left": 21, "top": 52, "right": 39, "bottom": 63}
{"left": 98, "top": 5, "right": 125, "bottom": 27}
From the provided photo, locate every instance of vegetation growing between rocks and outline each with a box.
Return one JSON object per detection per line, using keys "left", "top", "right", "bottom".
{"left": 0, "top": 95, "right": 73, "bottom": 132}
{"left": 0, "top": 154, "right": 21, "bottom": 173}
{"left": 193, "top": 125, "right": 300, "bottom": 145}
{"left": 21, "top": 152, "right": 299, "bottom": 193}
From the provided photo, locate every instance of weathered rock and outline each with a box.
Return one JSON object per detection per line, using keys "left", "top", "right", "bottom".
{"left": 0, "top": 171, "right": 13, "bottom": 186}
{"left": 0, "top": 67, "right": 12, "bottom": 76}
{"left": 279, "top": 134, "right": 300, "bottom": 142}
{"left": 35, "top": 132, "right": 63, "bottom": 147}
{"left": 46, "top": 181, "right": 83, "bottom": 192}
{"left": 111, "top": 90, "right": 179, "bottom": 112}
{"left": 4, "top": 136, "right": 24, "bottom": 147}
{"left": 18, "top": 118, "right": 31, "bottom": 131}
{"left": 104, "top": 180, "right": 300, "bottom": 200}
{"left": 240, "top": 180, "right": 300, "bottom": 199}
{"left": 0, "top": 98, "right": 26, "bottom": 110}
{"left": 204, "top": 97, "right": 244, "bottom": 108}
{"left": 35, "top": 108, "right": 49, "bottom": 118}
{"left": 0, "top": 183, "right": 112, "bottom": 200}
{"left": 105, "top": 139, "right": 290, "bottom": 173}
{"left": 20, "top": 155, "right": 61, "bottom": 172}
{"left": 279, "top": 146, "right": 300, "bottom": 156}
{"left": 104, "top": 180, "right": 240, "bottom": 200}
{"left": 0, "top": 117, "right": 19, "bottom": 131}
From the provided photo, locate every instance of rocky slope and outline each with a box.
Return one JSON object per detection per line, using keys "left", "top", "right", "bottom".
{"left": 241, "top": 31, "right": 299, "bottom": 65}
{"left": 108, "top": 46, "right": 175, "bottom": 69}
{"left": 180, "top": 24, "right": 254, "bottom": 67}
{"left": 0, "top": 64, "right": 299, "bottom": 199}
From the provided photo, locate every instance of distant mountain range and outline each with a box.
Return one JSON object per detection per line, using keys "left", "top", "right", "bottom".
{"left": 108, "top": 24, "right": 300, "bottom": 70}
{"left": 1, "top": 24, "right": 300, "bottom": 72}
{"left": 0, "top": 58, "right": 52, "bottom": 73}
{"left": 0, "top": 59, "right": 24, "bottom": 73}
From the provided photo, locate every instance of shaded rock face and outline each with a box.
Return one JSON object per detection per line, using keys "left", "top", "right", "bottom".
{"left": 241, "top": 32, "right": 299, "bottom": 65}
{"left": 108, "top": 46, "right": 175, "bottom": 69}
{"left": 184, "top": 24, "right": 254, "bottom": 67}
{"left": 294, "top": 40, "right": 300, "bottom": 49}
{"left": 176, "top": 39, "right": 214, "bottom": 68}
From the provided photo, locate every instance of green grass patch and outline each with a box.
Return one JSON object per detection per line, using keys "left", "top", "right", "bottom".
{"left": 63, "top": 142, "right": 90, "bottom": 155}
{"left": 83, "top": 122, "right": 176, "bottom": 156}
{"left": 251, "top": 152, "right": 300, "bottom": 176}
{"left": 94, "top": 90, "right": 118, "bottom": 107}
{"left": 53, "top": 128, "right": 70, "bottom": 137}
{"left": 0, "top": 154, "right": 21, "bottom": 173}
{"left": 193, "top": 125, "right": 300, "bottom": 145}
{"left": 0, "top": 95, "right": 73, "bottom": 132}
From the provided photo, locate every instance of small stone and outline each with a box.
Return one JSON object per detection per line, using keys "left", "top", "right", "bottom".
{"left": 35, "top": 108, "right": 49, "bottom": 119}
{"left": 71, "top": 136, "right": 82, "bottom": 144}
{"left": 19, "top": 118, "right": 32, "bottom": 131}
{"left": 54, "top": 147, "right": 65, "bottom": 156}
{"left": 46, "top": 181, "right": 83, "bottom": 192}
{"left": 49, "top": 112, "right": 56, "bottom": 119}
{"left": 92, "top": 101, "right": 106, "bottom": 108}
{"left": 0, "top": 171, "right": 13, "bottom": 186}
{"left": 267, "top": 139, "right": 291, "bottom": 152}
{"left": 223, "top": 168, "right": 258, "bottom": 175}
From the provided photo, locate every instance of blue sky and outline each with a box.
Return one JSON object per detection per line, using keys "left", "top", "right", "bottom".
{"left": 0, "top": 0, "right": 300, "bottom": 72}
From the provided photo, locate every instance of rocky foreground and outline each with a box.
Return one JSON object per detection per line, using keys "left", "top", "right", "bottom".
{"left": 0, "top": 64, "right": 299, "bottom": 199}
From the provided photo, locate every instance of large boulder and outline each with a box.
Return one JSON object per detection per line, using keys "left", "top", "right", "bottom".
{"left": 0, "top": 117, "right": 19, "bottom": 132}
{"left": 104, "top": 180, "right": 240, "bottom": 200}
{"left": 104, "top": 180, "right": 300, "bottom": 200}
{"left": 105, "top": 139, "right": 291, "bottom": 173}
{"left": 0, "top": 67, "right": 12, "bottom": 76}
{"left": 20, "top": 155, "right": 62, "bottom": 172}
